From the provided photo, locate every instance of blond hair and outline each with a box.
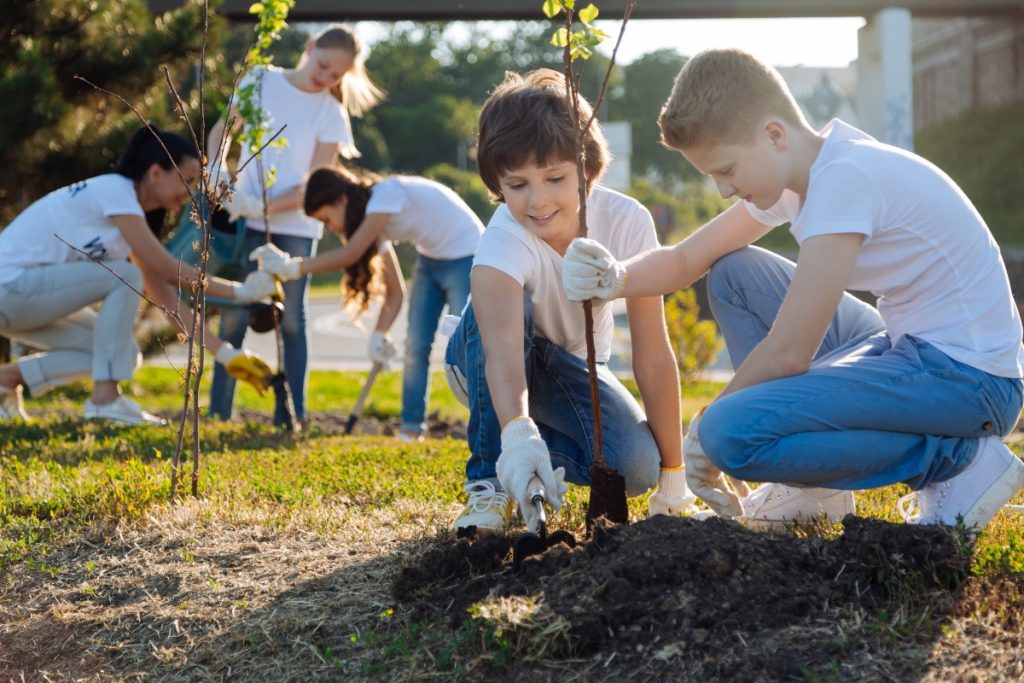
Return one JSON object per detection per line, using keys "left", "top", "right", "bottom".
{"left": 658, "top": 48, "right": 805, "bottom": 150}
{"left": 312, "top": 24, "right": 386, "bottom": 117}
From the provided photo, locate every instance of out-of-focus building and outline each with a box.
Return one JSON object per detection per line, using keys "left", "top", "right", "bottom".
{"left": 777, "top": 66, "right": 859, "bottom": 129}
{"left": 912, "top": 18, "right": 1024, "bottom": 131}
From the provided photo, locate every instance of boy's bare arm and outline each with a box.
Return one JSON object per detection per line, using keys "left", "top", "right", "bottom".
{"left": 472, "top": 266, "right": 530, "bottom": 427}
{"left": 627, "top": 295, "right": 683, "bottom": 468}
{"left": 621, "top": 201, "right": 772, "bottom": 298}
{"left": 718, "top": 232, "right": 864, "bottom": 399}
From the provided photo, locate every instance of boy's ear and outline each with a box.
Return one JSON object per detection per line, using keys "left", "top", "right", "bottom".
{"left": 763, "top": 119, "right": 789, "bottom": 150}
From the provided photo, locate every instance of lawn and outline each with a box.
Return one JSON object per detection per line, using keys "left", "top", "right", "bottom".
{"left": 1, "top": 368, "right": 1023, "bottom": 681}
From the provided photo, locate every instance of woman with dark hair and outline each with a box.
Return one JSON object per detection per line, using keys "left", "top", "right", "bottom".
{"left": 252, "top": 165, "right": 483, "bottom": 441}
{"left": 0, "top": 124, "right": 276, "bottom": 425}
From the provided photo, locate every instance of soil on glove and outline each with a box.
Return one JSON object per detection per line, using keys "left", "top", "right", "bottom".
{"left": 394, "top": 515, "right": 975, "bottom": 682}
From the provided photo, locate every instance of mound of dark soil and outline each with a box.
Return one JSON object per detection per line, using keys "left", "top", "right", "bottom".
{"left": 394, "top": 515, "right": 971, "bottom": 681}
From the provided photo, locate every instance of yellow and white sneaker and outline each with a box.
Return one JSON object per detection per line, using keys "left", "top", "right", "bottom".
{"left": 452, "top": 480, "right": 515, "bottom": 536}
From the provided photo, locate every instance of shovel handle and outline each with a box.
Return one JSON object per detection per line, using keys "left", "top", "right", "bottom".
{"left": 344, "top": 362, "right": 383, "bottom": 435}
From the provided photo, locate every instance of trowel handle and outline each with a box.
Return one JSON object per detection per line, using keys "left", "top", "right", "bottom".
{"left": 527, "top": 475, "right": 548, "bottom": 532}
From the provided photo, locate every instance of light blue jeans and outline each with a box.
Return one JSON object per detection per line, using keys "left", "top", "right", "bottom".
{"left": 209, "top": 230, "right": 316, "bottom": 423}
{"left": 699, "top": 247, "right": 1023, "bottom": 491}
{"left": 445, "top": 295, "right": 661, "bottom": 495}
{"left": 400, "top": 254, "right": 473, "bottom": 435}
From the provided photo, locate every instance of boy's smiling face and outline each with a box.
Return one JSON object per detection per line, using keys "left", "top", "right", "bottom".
{"left": 497, "top": 157, "right": 581, "bottom": 252}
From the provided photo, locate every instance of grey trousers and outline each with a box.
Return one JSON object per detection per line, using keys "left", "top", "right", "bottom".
{"left": 0, "top": 260, "right": 142, "bottom": 394}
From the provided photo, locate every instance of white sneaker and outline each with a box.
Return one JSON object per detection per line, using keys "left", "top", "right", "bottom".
{"left": 740, "top": 483, "right": 856, "bottom": 528}
{"left": 84, "top": 396, "right": 167, "bottom": 426}
{"left": 396, "top": 430, "right": 425, "bottom": 443}
{"left": 898, "top": 436, "right": 1024, "bottom": 531}
{"left": 452, "top": 480, "right": 515, "bottom": 535}
{"left": 0, "top": 384, "right": 30, "bottom": 421}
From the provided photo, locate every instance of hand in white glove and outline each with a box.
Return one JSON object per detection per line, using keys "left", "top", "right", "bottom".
{"left": 368, "top": 331, "right": 397, "bottom": 366}
{"left": 684, "top": 411, "right": 745, "bottom": 518}
{"left": 222, "top": 191, "right": 263, "bottom": 222}
{"left": 649, "top": 467, "right": 698, "bottom": 517}
{"left": 232, "top": 270, "right": 277, "bottom": 303}
{"left": 561, "top": 237, "right": 628, "bottom": 302}
{"left": 496, "top": 417, "right": 569, "bottom": 533}
{"left": 249, "top": 243, "right": 302, "bottom": 281}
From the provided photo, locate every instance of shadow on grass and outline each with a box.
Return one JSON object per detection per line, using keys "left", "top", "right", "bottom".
{"left": 4, "top": 513, "right": 1024, "bottom": 682}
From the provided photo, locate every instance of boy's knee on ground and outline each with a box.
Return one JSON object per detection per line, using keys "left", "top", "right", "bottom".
{"left": 699, "top": 401, "right": 755, "bottom": 479}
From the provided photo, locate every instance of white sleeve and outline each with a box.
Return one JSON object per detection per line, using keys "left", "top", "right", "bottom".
{"left": 615, "top": 204, "right": 659, "bottom": 259}
{"left": 366, "top": 179, "right": 406, "bottom": 215}
{"left": 791, "top": 164, "right": 878, "bottom": 244}
{"left": 472, "top": 227, "right": 534, "bottom": 287}
{"left": 94, "top": 178, "right": 145, "bottom": 218}
{"left": 743, "top": 192, "right": 800, "bottom": 227}
{"left": 317, "top": 100, "right": 351, "bottom": 146}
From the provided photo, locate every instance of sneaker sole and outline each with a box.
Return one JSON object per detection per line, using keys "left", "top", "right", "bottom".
{"left": 964, "top": 456, "right": 1024, "bottom": 530}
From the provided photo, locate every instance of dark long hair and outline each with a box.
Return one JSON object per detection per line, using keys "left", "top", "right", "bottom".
{"left": 304, "top": 165, "right": 383, "bottom": 315}
{"left": 115, "top": 124, "right": 198, "bottom": 236}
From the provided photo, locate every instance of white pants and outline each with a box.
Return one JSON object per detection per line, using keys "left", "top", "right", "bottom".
{"left": 0, "top": 260, "right": 142, "bottom": 395}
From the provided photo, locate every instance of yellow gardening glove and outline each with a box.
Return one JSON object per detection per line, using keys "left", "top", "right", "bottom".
{"left": 215, "top": 344, "right": 273, "bottom": 396}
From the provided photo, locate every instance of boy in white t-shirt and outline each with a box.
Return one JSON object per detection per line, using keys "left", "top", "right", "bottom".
{"left": 563, "top": 48, "right": 1024, "bottom": 533}
{"left": 444, "top": 69, "right": 696, "bottom": 535}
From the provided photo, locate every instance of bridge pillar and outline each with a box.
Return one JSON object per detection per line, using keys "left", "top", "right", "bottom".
{"left": 856, "top": 7, "right": 914, "bottom": 150}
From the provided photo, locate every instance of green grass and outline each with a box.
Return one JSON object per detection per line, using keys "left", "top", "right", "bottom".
{"left": 3, "top": 368, "right": 1024, "bottom": 680}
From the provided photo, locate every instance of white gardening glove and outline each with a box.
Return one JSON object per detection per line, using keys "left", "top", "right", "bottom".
{"left": 249, "top": 243, "right": 302, "bottom": 281}
{"left": 368, "top": 331, "right": 397, "bottom": 366}
{"left": 561, "top": 237, "right": 628, "bottom": 302}
{"left": 496, "top": 417, "right": 569, "bottom": 533}
{"left": 684, "top": 410, "right": 745, "bottom": 518}
{"left": 222, "top": 191, "right": 263, "bottom": 222}
{"left": 649, "top": 467, "right": 698, "bottom": 517}
{"left": 232, "top": 270, "right": 277, "bottom": 303}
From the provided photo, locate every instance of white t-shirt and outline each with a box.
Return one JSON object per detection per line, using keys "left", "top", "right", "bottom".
{"left": 0, "top": 174, "right": 144, "bottom": 284}
{"left": 236, "top": 66, "right": 351, "bottom": 239}
{"left": 746, "top": 118, "right": 1024, "bottom": 378}
{"left": 473, "top": 185, "right": 659, "bottom": 362}
{"left": 367, "top": 176, "right": 483, "bottom": 260}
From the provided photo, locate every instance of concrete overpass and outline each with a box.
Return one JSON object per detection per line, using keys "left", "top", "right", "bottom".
{"left": 149, "top": 1, "right": 1024, "bottom": 150}
{"left": 150, "top": 1, "right": 1024, "bottom": 21}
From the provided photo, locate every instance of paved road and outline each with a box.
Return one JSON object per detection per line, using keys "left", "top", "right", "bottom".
{"left": 150, "top": 294, "right": 734, "bottom": 381}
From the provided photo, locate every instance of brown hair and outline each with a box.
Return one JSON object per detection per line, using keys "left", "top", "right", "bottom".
{"left": 476, "top": 68, "right": 609, "bottom": 201}
{"left": 311, "top": 24, "right": 385, "bottom": 117}
{"left": 304, "top": 165, "right": 384, "bottom": 316}
{"left": 658, "top": 48, "right": 806, "bottom": 150}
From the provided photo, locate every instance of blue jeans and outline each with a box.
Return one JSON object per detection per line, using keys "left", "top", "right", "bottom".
{"left": 445, "top": 295, "right": 661, "bottom": 495}
{"left": 699, "top": 247, "right": 1023, "bottom": 491}
{"left": 209, "top": 230, "right": 316, "bottom": 423}
{"left": 401, "top": 254, "right": 473, "bottom": 434}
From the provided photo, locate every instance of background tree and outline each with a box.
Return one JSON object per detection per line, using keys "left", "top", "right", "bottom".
{"left": 0, "top": 0, "right": 207, "bottom": 222}
{"left": 607, "top": 48, "right": 699, "bottom": 187}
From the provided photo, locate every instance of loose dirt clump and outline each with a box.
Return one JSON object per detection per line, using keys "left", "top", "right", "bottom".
{"left": 395, "top": 515, "right": 975, "bottom": 681}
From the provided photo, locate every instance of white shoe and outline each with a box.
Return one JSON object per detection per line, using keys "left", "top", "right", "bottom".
{"left": 898, "top": 436, "right": 1024, "bottom": 531}
{"left": 84, "top": 396, "right": 167, "bottom": 426}
{"left": 0, "top": 384, "right": 30, "bottom": 420}
{"left": 396, "top": 430, "right": 425, "bottom": 443}
{"left": 740, "top": 483, "right": 856, "bottom": 528}
{"left": 451, "top": 481, "right": 515, "bottom": 536}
